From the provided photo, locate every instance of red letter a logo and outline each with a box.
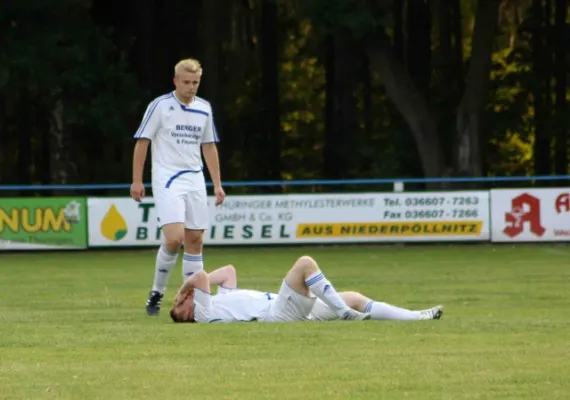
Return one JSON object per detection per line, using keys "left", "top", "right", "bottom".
{"left": 504, "top": 193, "right": 546, "bottom": 238}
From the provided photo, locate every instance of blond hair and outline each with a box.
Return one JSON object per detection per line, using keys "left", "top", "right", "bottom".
{"left": 174, "top": 58, "right": 202, "bottom": 76}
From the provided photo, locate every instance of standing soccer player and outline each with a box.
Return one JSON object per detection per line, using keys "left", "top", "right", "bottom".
{"left": 130, "top": 58, "right": 225, "bottom": 316}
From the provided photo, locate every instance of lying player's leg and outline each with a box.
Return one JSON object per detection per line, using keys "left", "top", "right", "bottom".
{"left": 309, "top": 291, "right": 443, "bottom": 321}
{"left": 345, "top": 292, "right": 443, "bottom": 320}
{"left": 145, "top": 189, "right": 186, "bottom": 316}
{"left": 264, "top": 256, "right": 370, "bottom": 322}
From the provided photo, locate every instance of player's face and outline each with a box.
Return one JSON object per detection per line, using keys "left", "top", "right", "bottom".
{"left": 174, "top": 71, "right": 201, "bottom": 100}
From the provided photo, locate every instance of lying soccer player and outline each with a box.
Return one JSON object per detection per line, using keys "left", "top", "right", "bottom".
{"left": 170, "top": 255, "right": 371, "bottom": 323}
{"left": 169, "top": 256, "right": 443, "bottom": 323}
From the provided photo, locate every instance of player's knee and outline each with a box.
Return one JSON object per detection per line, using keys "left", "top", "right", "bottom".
{"left": 296, "top": 255, "right": 316, "bottom": 266}
{"left": 224, "top": 264, "right": 236, "bottom": 275}
{"left": 293, "top": 255, "right": 318, "bottom": 275}
{"left": 162, "top": 224, "right": 184, "bottom": 250}
{"left": 164, "top": 236, "right": 183, "bottom": 252}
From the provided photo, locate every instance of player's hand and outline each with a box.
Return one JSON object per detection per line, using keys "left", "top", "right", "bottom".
{"left": 130, "top": 181, "right": 145, "bottom": 202}
{"left": 214, "top": 185, "right": 226, "bottom": 206}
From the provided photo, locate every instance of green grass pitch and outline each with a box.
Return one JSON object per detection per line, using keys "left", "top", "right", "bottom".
{"left": 1, "top": 244, "right": 569, "bottom": 399}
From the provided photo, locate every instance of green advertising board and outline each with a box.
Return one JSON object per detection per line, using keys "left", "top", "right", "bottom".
{"left": 0, "top": 197, "right": 87, "bottom": 250}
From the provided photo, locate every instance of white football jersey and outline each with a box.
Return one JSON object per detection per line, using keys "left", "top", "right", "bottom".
{"left": 209, "top": 290, "right": 278, "bottom": 323}
{"left": 133, "top": 92, "right": 218, "bottom": 190}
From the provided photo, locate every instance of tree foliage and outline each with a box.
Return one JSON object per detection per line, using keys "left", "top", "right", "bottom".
{"left": 1, "top": 0, "right": 569, "bottom": 194}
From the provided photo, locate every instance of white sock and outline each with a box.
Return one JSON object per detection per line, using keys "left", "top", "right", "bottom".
{"left": 364, "top": 301, "right": 421, "bottom": 320}
{"left": 182, "top": 253, "right": 203, "bottom": 280}
{"left": 305, "top": 271, "right": 350, "bottom": 317}
{"left": 151, "top": 245, "right": 179, "bottom": 294}
{"left": 217, "top": 285, "right": 238, "bottom": 295}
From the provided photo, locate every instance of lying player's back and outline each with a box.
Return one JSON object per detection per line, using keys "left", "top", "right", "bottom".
{"left": 210, "top": 289, "right": 274, "bottom": 322}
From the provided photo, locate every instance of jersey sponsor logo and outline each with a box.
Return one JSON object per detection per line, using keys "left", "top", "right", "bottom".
{"left": 172, "top": 125, "right": 202, "bottom": 145}
{"left": 176, "top": 124, "right": 202, "bottom": 132}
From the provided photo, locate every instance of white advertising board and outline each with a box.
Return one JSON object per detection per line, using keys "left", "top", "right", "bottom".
{"left": 87, "top": 191, "right": 490, "bottom": 246}
{"left": 491, "top": 188, "right": 570, "bottom": 242}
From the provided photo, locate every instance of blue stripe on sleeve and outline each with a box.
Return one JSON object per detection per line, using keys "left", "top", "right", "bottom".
{"left": 134, "top": 93, "right": 172, "bottom": 138}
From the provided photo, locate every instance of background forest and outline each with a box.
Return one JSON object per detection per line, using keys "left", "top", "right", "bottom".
{"left": 1, "top": 0, "right": 569, "bottom": 194}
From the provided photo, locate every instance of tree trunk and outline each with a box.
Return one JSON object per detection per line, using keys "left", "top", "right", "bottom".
{"left": 434, "top": 0, "right": 456, "bottom": 162}
{"left": 554, "top": 0, "right": 568, "bottom": 175}
{"left": 450, "top": 0, "right": 463, "bottom": 94}
{"left": 259, "top": 0, "right": 282, "bottom": 188}
{"left": 17, "top": 120, "right": 32, "bottom": 186}
{"left": 48, "top": 99, "right": 77, "bottom": 195}
{"left": 436, "top": 0, "right": 453, "bottom": 90}
{"left": 134, "top": 0, "right": 156, "bottom": 94}
{"left": 455, "top": 0, "right": 501, "bottom": 178}
{"left": 233, "top": 0, "right": 260, "bottom": 181}
{"left": 392, "top": 0, "right": 405, "bottom": 61}
{"left": 202, "top": 0, "right": 227, "bottom": 182}
{"left": 362, "top": 53, "right": 373, "bottom": 156}
{"left": 532, "top": 0, "right": 551, "bottom": 176}
{"left": 544, "top": 0, "right": 554, "bottom": 181}
{"left": 406, "top": 0, "right": 432, "bottom": 98}
{"left": 13, "top": 93, "right": 33, "bottom": 192}
{"left": 324, "top": 33, "right": 358, "bottom": 179}
{"left": 324, "top": 34, "right": 339, "bottom": 179}
{"left": 367, "top": 30, "right": 445, "bottom": 183}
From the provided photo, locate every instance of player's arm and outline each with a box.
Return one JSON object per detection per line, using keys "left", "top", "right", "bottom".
{"left": 207, "top": 265, "right": 237, "bottom": 289}
{"left": 174, "top": 270, "right": 211, "bottom": 306}
{"left": 130, "top": 99, "right": 161, "bottom": 202}
{"left": 202, "top": 143, "right": 225, "bottom": 205}
{"left": 180, "top": 270, "right": 214, "bottom": 323}
{"left": 202, "top": 143, "right": 221, "bottom": 187}
{"left": 201, "top": 107, "right": 225, "bottom": 205}
{"left": 132, "top": 139, "right": 150, "bottom": 182}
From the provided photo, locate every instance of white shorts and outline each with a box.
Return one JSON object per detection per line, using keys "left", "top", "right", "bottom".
{"left": 308, "top": 299, "right": 338, "bottom": 321}
{"left": 260, "top": 281, "right": 317, "bottom": 322}
{"left": 153, "top": 187, "right": 208, "bottom": 230}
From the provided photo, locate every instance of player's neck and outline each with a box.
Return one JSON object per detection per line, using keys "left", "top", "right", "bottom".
{"left": 174, "top": 91, "right": 194, "bottom": 107}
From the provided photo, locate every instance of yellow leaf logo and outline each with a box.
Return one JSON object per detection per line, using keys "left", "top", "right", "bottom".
{"left": 100, "top": 205, "right": 128, "bottom": 241}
